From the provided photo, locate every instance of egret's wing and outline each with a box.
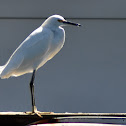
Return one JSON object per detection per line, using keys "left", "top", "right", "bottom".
{"left": 1, "top": 26, "right": 53, "bottom": 78}
{"left": 19, "top": 26, "right": 53, "bottom": 62}
{"left": 20, "top": 26, "right": 53, "bottom": 48}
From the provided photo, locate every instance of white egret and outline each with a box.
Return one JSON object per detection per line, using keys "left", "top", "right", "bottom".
{"left": 0, "top": 15, "right": 81, "bottom": 113}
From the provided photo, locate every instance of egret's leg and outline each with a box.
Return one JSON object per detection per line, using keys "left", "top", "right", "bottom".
{"left": 30, "top": 70, "right": 37, "bottom": 113}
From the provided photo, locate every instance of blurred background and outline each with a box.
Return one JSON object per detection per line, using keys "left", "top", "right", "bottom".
{"left": 0, "top": 0, "right": 126, "bottom": 113}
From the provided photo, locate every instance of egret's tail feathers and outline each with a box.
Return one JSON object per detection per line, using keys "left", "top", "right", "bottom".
{"left": 0, "top": 65, "right": 5, "bottom": 78}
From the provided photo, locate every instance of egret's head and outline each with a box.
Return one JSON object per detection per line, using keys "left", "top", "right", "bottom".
{"left": 42, "top": 15, "right": 81, "bottom": 28}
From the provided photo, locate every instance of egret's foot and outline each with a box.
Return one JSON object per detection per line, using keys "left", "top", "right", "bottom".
{"left": 33, "top": 106, "right": 42, "bottom": 118}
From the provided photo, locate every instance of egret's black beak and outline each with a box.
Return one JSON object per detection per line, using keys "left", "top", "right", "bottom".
{"left": 63, "top": 20, "right": 81, "bottom": 27}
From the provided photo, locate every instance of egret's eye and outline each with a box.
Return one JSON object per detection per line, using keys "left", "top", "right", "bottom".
{"left": 58, "top": 19, "right": 63, "bottom": 22}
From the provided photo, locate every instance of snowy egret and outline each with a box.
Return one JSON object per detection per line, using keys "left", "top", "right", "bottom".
{"left": 0, "top": 15, "right": 81, "bottom": 113}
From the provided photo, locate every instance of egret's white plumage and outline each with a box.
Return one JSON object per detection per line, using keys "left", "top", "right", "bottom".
{"left": 0, "top": 15, "right": 81, "bottom": 113}
{"left": 0, "top": 15, "right": 66, "bottom": 79}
